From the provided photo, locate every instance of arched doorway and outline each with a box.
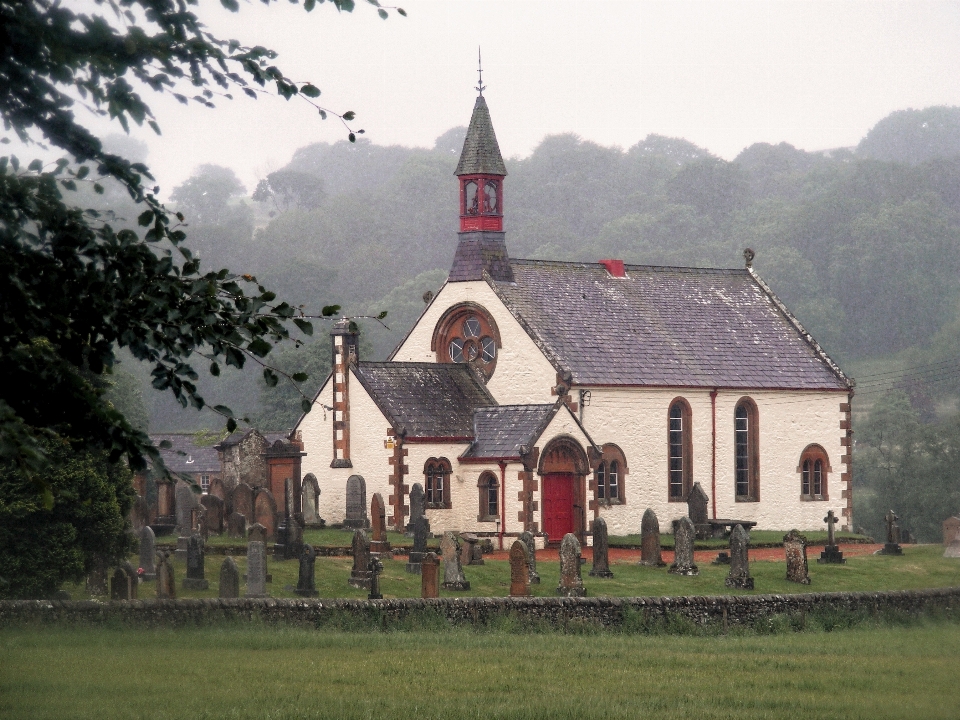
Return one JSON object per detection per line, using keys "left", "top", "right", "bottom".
{"left": 538, "top": 437, "right": 589, "bottom": 543}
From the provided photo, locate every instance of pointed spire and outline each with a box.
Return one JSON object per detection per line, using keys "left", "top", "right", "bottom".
{"left": 455, "top": 95, "right": 507, "bottom": 177}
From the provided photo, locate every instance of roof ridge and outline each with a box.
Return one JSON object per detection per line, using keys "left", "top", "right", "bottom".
{"left": 507, "top": 257, "right": 747, "bottom": 274}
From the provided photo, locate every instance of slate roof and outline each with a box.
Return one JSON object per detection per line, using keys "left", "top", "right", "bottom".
{"left": 488, "top": 260, "right": 851, "bottom": 390}
{"left": 455, "top": 95, "right": 508, "bottom": 176}
{"left": 354, "top": 362, "right": 497, "bottom": 439}
{"left": 461, "top": 404, "right": 559, "bottom": 460}
{"left": 149, "top": 434, "right": 221, "bottom": 474}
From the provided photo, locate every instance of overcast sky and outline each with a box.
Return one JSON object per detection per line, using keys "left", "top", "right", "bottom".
{"left": 70, "top": 0, "right": 960, "bottom": 196}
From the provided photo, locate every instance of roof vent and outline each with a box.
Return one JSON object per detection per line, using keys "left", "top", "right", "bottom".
{"left": 599, "top": 259, "right": 625, "bottom": 278}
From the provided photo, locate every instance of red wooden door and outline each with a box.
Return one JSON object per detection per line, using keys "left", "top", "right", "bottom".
{"left": 542, "top": 473, "right": 575, "bottom": 542}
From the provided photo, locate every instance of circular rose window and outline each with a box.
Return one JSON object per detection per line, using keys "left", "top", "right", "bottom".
{"left": 433, "top": 305, "right": 500, "bottom": 379}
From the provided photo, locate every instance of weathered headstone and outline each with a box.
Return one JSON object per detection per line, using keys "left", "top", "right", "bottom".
{"left": 440, "top": 531, "right": 470, "bottom": 590}
{"left": 227, "top": 512, "right": 247, "bottom": 539}
{"left": 200, "top": 494, "right": 225, "bottom": 535}
{"left": 138, "top": 526, "right": 157, "bottom": 581}
{"left": 520, "top": 531, "right": 540, "bottom": 584}
{"left": 232, "top": 482, "right": 254, "bottom": 523}
{"left": 556, "top": 533, "right": 586, "bottom": 597}
{"left": 156, "top": 551, "right": 175, "bottom": 599}
{"left": 783, "top": 529, "right": 811, "bottom": 584}
{"left": 460, "top": 533, "right": 482, "bottom": 566}
{"left": 343, "top": 474, "right": 369, "bottom": 529}
{"left": 348, "top": 529, "right": 372, "bottom": 589}
{"left": 191, "top": 504, "right": 208, "bottom": 540}
{"left": 254, "top": 490, "right": 277, "bottom": 540}
{"left": 406, "top": 482, "right": 425, "bottom": 536}
{"left": 295, "top": 544, "right": 319, "bottom": 597}
{"left": 111, "top": 564, "right": 135, "bottom": 600}
{"left": 687, "top": 482, "right": 710, "bottom": 538}
{"left": 639, "top": 508, "right": 666, "bottom": 567}
{"left": 725, "top": 524, "right": 754, "bottom": 589}
{"left": 421, "top": 552, "right": 440, "bottom": 598}
{"left": 876, "top": 509, "right": 904, "bottom": 555}
{"left": 209, "top": 476, "right": 226, "bottom": 502}
{"left": 182, "top": 534, "right": 209, "bottom": 590}
{"left": 943, "top": 516, "right": 960, "bottom": 547}
{"left": 219, "top": 556, "right": 240, "bottom": 599}
{"left": 406, "top": 515, "right": 429, "bottom": 574}
{"left": 275, "top": 478, "right": 303, "bottom": 560}
{"left": 248, "top": 523, "right": 267, "bottom": 544}
{"left": 818, "top": 510, "right": 846, "bottom": 564}
{"left": 175, "top": 480, "right": 200, "bottom": 535}
{"left": 301, "top": 473, "right": 321, "bottom": 525}
{"left": 944, "top": 535, "right": 960, "bottom": 558}
{"left": 589, "top": 517, "right": 614, "bottom": 578}
{"left": 370, "top": 493, "right": 391, "bottom": 554}
{"left": 669, "top": 516, "right": 699, "bottom": 576}
{"left": 368, "top": 556, "right": 384, "bottom": 600}
{"left": 86, "top": 554, "right": 109, "bottom": 596}
{"left": 245, "top": 541, "right": 268, "bottom": 598}
{"left": 509, "top": 539, "right": 531, "bottom": 597}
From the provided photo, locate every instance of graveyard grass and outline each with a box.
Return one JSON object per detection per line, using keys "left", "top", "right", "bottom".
{"left": 3, "top": 619, "right": 960, "bottom": 719}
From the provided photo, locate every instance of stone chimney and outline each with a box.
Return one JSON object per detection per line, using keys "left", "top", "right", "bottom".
{"left": 330, "top": 319, "right": 359, "bottom": 468}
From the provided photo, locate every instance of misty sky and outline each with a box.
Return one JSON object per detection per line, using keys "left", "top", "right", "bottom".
{"left": 39, "top": 1, "right": 960, "bottom": 196}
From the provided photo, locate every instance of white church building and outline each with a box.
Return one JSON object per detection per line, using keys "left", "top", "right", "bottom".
{"left": 296, "top": 93, "right": 854, "bottom": 545}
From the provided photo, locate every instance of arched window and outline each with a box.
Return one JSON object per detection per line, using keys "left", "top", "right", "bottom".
{"left": 798, "top": 445, "right": 830, "bottom": 501}
{"left": 594, "top": 444, "right": 627, "bottom": 505}
{"left": 478, "top": 471, "right": 499, "bottom": 521}
{"left": 464, "top": 181, "right": 479, "bottom": 215}
{"left": 432, "top": 303, "right": 502, "bottom": 379}
{"left": 668, "top": 399, "right": 693, "bottom": 501}
{"left": 424, "top": 457, "right": 452, "bottom": 509}
{"left": 734, "top": 398, "right": 759, "bottom": 502}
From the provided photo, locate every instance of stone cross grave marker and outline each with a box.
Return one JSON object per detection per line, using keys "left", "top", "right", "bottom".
{"left": 440, "top": 531, "right": 470, "bottom": 590}
{"left": 344, "top": 475, "right": 369, "bottom": 529}
{"left": 556, "top": 533, "right": 586, "bottom": 597}
{"left": 348, "top": 529, "right": 372, "bottom": 589}
{"left": 669, "top": 516, "right": 699, "bottom": 576}
{"left": 725, "top": 524, "right": 755, "bottom": 589}
{"left": 421, "top": 552, "right": 440, "bottom": 598}
{"left": 818, "top": 510, "right": 846, "bottom": 564}
{"left": 406, "top": 483, "right": 425, "bottom": 536}
{"left": 368, "top": 556, "right": 384, "bottom": 600}
{"left": 294, "top": 544, "right": 319, "bottom": 597}
{"left": 245, "top": 541, "right": 268, "bottom": 598}
{"left": 156, "top": 551, "right": 175, "bottom": 599}
{"left": 219, "top": 556, "right": 240, "bottom": 599}
{"left": 589, "top": 517, "right": 614, "bottom": 578}
{"left": 406, "top": 515, "right": 429, "bottom": 574}
{"left": 639, "top": 508, "right": 666, "bottom": 567}
{"left": 783, "top": 529, "right": 811, "bottom": 584}
{"left": 182, "top": 534, "right": 209, "bottom": 590}
{"left": 520, "top": 531, "right": 540, "bottom": 584}
{"left": 138, "top": 526, "right": 156, "bottom": 581}
{"left": 509, "top": 539, "right": 531, "bottom": 597}
{"left": 878, "top": 509, "right": 904, "bottom": 555}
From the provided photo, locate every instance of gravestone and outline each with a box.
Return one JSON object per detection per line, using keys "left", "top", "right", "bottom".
{"left": 175, "top": 480, "right": 200, "bottom": 535}
{"left": 589, "top": 517, "right": 614, "bottom": 578}
{"left": 876, "top": 509, "right": 903, "bottom": 555}
{"left": 219, "top": 556, "right": 240, "bottom": 599}
{"left": 156, "top": 551, "right": 175, "bottom": 599}
{"left": 520, "top": 531, "right": 540, "bottom": 584}
{"left": 944, "top": 535, "right": 960, "bottom": 558}
{"left": 421, "top": 552, "right": 440, "bottom": 598}
{"left": 111, "top": 564, "right": 135, "bottom": 600}
{"left": 556, "top": 533, "right": 586, "bottom": 597}
{"left": 227, "top": 512, "right": 247, "bottom": 539}
{"left": 460, "top": 533, "right": 482, "bottom": 566}
{"left": 232, "top": 482, "right": 254, "bottom": 523}
{"left": 86, "top": 554, "right": 107, "bottom": 596}
{"left": 301, "top": 473, "right": 321, "bottom": 525}
{"left": 406, "top": 515, "right": 429, "bottom": 574}
{"left": 245, "top": 541, "right": 268, "bottom": 598}
{"left": 191, "top": 504, "right": 208, "bottom": 540}
{"left": 343, "top": 475, "right": 369, "bottom": 529}
{"left": 818, "top": 509, "right": 846, "bottom": 564}
{"left": 440, "top": 531, "right": 470, "bottom": 590}
{"left": 639, "top": 508, "right": 666, "bottom": 567}
{"left": 208, "top": 476, "right": 226, "bottom": 502}
{"left": 138, "top": 526, "right": 157, "bottom": 581}
{"left": 248, "top": 522, "right": 267, "bottom": 544}
{"left": 295, "top": 544, "right": 319, "bottom": 597}
{"left": 368, "top": 556, "right": 384, "bottom": 600}
{"left": 276, "top": 478, "right": 303, "bottom": 560}
{"left": 370, "top": 493, "right": 391, "bottom": 554}
{"left": 783, "top": 529, "right": 811, "bottom": 584}
{"left": 348, "top": 529, "right": 372, "bottom": 589}
{"left": 182, "top": 534, "right": 209, "bottom": 590}
{"left": 669, "top": 516, "right": 699, "bottom": 576}
{"left": 687, "top": 482, "right": 710, "bottom": 538}
{"left": 509, "top": 539, "right": 530, "bottom": 597}
{"left": 943, "top": 516, "right": 960, "bottom": 546}
{"left": 406, "top": 482, "right": 425, "bottom": 535}
{"left": 200, "top": 494, "right": 225, "bottom": 535}
{"left": 725, "top": 524, "right": 754, "bottom": 589}
{"left": 254, "top": 490, "right": 277, "bottom": 540}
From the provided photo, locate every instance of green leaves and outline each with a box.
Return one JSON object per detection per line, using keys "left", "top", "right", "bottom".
{"left": 321, "top": 304, "right": 341, "bottom": 317}
{"left": 300, "top": 84, "right": 321, "bottom": 98}
{"left": 221, "top": 0, "right": 240, "bottom": 10}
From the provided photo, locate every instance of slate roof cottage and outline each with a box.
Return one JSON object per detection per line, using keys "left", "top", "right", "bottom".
{"left": 297, "top": 91, "right": 855, "bottom": 546}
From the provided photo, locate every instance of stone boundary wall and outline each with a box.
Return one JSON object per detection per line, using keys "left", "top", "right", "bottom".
{"left": 2, "top": 588, "right": 958, "bottom": 630}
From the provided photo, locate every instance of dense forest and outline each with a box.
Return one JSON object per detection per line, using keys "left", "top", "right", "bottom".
{"left": 109, "top": 105, "right": 960, "bottom": 541}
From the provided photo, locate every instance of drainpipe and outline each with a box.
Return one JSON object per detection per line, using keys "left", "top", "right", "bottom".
{"left": 710, "top": 389, "right": 718, "bottom": 520}
{"left": 498, "top": 461, "right": 507, "bottom": 551}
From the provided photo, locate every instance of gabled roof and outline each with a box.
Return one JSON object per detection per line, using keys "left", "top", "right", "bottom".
{"left": 461, "top": 404, "right": 558, "bottom": 461}
{"left": 487, "top": 260, "right": 851, "bottom": 391}
{"left": 149, "top": 433, "right": 221, "bottom": 474}
{"left": 353, "top": 362, "right": 496, "bottom": 439}
{"left": 455, "top": 95, "right": 507, "bottom": 176}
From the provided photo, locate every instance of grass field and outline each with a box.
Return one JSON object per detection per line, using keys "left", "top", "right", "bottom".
{"left": 3, "top": 619, "right": 960, "bottom": 719}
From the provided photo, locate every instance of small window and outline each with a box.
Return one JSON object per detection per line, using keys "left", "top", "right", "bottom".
{"left": 798, "top": 445, "right": 829, "bottom": 501}
{"left": 200, "top": 474, "right": 210, "bottom": 493}
{"left": 668, "top": 399, "right": 692, "bottom": 501}
{"left": 483, "top": 181, "right": 499, "bottom": 213}
{"left": 478, "top": 471, "right": 498, "bottom": 521}
{"left": 464, "top": 181, "right": 479, "bottom": 215}
{"left": 734, "top": 398, "right": 759, "bottom": 502}
{"left": 608, "top": 461, "right": 619, "bottom": 501}
{"left": 594, "top": 444, "right": 627, "bottom": 505}
{"left": 424, "top": 458, "right": 452, "bottom": 509}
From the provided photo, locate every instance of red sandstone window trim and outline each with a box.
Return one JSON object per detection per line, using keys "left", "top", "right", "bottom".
{"left": 734, "top": 397, "right": 760, "bottom": 502}
{"left": 424, "top": 457, "right": 452, "bottom": 509}
{"left": 798, "top": 444, "right": 831, "bottom": 501}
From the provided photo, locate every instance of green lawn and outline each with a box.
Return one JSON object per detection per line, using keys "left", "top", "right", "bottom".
{"left": 3, "top": 621, "right": 959, "bottom": 719}
{"left": 65, "top": 544, "right": 960, "bottom": 601}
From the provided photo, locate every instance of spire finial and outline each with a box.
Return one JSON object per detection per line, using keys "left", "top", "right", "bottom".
{"left": 475, "top": 47, "right": 485, "bottom": 96}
